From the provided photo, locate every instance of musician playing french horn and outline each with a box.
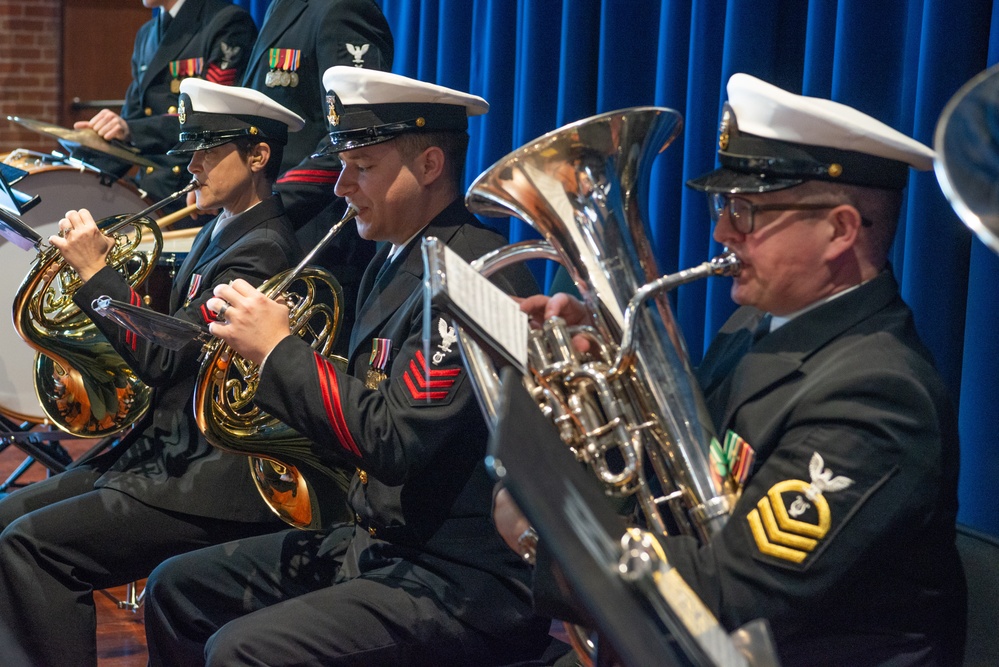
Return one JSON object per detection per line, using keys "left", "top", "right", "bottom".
{"left": 0, "top": 79, "right": 306, "bottom": 667}
{"left": 496, "top": 75, "right": 966, "bottom": 666}
{"left": 140, "top": 67, "right": 550, "bottom": 667}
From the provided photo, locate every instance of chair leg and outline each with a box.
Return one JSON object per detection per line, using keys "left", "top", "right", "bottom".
{"left": 97, "top": 581, "right": 145, "bottom": 612}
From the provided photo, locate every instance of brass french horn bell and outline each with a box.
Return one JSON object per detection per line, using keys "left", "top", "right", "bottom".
{"left": 11, "top": 181, "right": 198, "bottom": 436}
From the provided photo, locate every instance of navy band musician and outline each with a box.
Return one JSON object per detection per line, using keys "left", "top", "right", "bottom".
{"left": 0, "top": 79, "right": 308, "bottom": 667}
{"left": 74, "top": 0, "right": 258, "bottom": 213}
{"left": 496, "top": 73, "right": 967, "bottom": 667}
{"left": 140, "top": 66, "right": 553, "bottom": 667}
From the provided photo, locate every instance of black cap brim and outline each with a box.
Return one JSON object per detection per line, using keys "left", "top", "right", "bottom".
{"left": 686, "top": 167, "right": 803, "bottom": 193}
{"left": 166, "top": 136, "right": 236, "bottom": 156}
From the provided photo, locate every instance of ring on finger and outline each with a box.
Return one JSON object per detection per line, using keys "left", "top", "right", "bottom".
{"left": 217, "top": 301, "right": 230, "bottom": 321}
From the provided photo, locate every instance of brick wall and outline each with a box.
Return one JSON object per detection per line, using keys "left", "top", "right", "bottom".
{"left": 0, "top": 0, "right": 61, "bottom": 155}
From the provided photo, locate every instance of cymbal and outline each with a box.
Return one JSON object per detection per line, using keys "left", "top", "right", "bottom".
{"left": 7, "top": 115, "right": 159, "bottom": 169}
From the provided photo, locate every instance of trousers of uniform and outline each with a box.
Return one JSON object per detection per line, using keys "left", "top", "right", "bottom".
{"left": 144, "top": 527, "right": 545, "bottom": 667}
{"left": 0, "top": 467, "right": 280, "bottom": 667}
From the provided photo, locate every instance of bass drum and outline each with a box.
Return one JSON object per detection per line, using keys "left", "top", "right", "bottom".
{"left": 136, "top": 226, "right": 199, "bottom": 312}
{"left": 0, "top": 150, "right": 151, "bottom": 425}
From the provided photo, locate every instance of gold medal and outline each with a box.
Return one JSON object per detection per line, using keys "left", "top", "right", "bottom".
{"left": 170, "top": 78, "right": 181, "bottom": 94}
{"left": 365, "top": 368, "right": 388, "bottom": 390}
{"left": 365, "top": 338, "right": 392, "bottom": 390}
{"left": 280, "top": 70, "right": 291, "bottom": 86}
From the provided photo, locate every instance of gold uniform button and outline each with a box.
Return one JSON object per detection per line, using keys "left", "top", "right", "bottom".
{"left": 145, "top": 166, "right": 154, "bottom": 174}
{"left": 367, "top": 526, "right": 377, "bottom": 537}
{"left": 354, "top": 513, "right": 362, "bottom": 524}
{"left": 358, "top": 470, "right": 368, "bottom": 485}
{"left": 171, "top": 165, "right": 181, "bottom": 174}
{"left": 144, "top": 107, "right": 153, "bottom": 116}
{"left": 167, "top": 105, "right": 177, "bottom": 114}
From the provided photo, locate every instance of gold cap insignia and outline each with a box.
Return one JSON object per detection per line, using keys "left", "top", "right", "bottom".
{"left": 327, "top": 92, "right": 340, "bottom": 127}
{"left": 719, "top": 108, "right": 731, "bottom": 151}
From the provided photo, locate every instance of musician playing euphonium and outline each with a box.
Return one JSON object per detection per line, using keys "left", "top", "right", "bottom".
{"left": 141, "top": 67, "right": 550, "bottom": 667}
{"left": 495, "top": 74, "right": 966, "bottom": 666}
{"left": 0, "top": 79, "right": 306, "bottom": 667}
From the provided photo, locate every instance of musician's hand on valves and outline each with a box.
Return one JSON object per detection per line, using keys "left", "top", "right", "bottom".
{"left": 49, "top": 209, "right": 116, "bottom": 283}
{"left": 518, "top": 292, "right": 594, "bottom": 354}
{"left": 73, "top": 109, "right": 131, "bottom": 143}
{"left": 207, "top": 279, "right": 292, "bottom": 366}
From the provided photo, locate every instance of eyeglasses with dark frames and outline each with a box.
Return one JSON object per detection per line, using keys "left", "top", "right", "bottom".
{"left": 708, "top": 194, "right": 870, "bottom": 234}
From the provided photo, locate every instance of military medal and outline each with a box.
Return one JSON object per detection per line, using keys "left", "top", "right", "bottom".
{"left": 266, "top": 48, "right": 301, "bottom": 88}
{"left": 169, "top": 58, "right": 204, "bottom": 94}
{"left": 365, "top": 338, "right": 392, "bottom": 389}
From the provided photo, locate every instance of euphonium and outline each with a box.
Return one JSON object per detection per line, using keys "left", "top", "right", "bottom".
{"left": 193, "top": 206, "right": 358, "bottom": 530}
{"left": 463, "top": 107, "right": 738, "bottom": 542}
{"left": 12, "top": 181, "right": 198, "bottom": 437}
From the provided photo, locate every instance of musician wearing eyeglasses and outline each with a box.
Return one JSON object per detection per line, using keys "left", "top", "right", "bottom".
{"left": 501, "top": 74, "right": 966, "bottom": 665}
{"left": 0, "top": 80, "right": 307, "bottom": 667}
{"left": 138, "top": 67, "right": 552, "bottom": 666}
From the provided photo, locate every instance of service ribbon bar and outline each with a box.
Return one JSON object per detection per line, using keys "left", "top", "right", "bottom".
{"left": 268, "top": 48, "right": 301, "bottom": 72}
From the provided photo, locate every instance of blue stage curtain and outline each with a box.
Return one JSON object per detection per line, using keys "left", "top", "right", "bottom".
{"left": 251, "top": 0, "right": 999, "bottom": 536}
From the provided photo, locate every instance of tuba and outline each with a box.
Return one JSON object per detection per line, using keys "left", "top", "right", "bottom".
{"left": 424, "top": 107, "right": 764, "bottom": 664}
{"left": 462, "top": 107, "right": 738, "bottom": 541}
{"left": 193, "top": 207, "right": 358, "bottom": 530}
{"left": 12, "top": 182, "right": 198, "bottom": 437}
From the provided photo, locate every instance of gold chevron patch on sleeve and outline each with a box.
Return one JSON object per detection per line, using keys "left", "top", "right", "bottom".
{"left": 747, "top": 479, "right": 832, "bottom": 563}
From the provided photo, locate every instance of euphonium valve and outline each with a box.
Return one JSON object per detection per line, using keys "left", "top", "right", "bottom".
{"left": 11, "top": 180, "right": 198, "bottom": 436}
{"left": 464, "top": 107, "right": 735, "bottom": 541}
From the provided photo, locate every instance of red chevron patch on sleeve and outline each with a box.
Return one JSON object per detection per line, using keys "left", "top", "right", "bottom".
{"left": 276, "top": 168, "right": 341, "bottom": 185}
{"left": 403, "top": 349, "right": 462, "bottom": 404}
{"left": 200, "top": 303, "right": 219, "bottom": 324}
{"left": 314, "top": 352, "right": 361, "bottom": 457}
{"left": 205, "top": 63, "right": 239, "bottom": 85}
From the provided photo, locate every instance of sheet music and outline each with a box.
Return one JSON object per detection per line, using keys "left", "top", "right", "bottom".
{"left": 442, "top": 244, "right": 529, "bottom": 369}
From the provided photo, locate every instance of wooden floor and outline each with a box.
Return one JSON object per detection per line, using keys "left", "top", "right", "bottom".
{"left": 0, "top": 432, "right": 149, "bottom": 666}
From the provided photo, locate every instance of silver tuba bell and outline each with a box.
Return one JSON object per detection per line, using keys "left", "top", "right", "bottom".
{"left": 453, "top": 106, "right": 740, "bottom": 542}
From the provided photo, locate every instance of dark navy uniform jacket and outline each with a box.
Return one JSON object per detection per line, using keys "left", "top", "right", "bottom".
{"left": 74, "top": 196, "right": 302, "bottom": 523}
{"left": 254, "top": 199, "right": 549, "bottom": 642}
{"left": 672, "top": 270, "right": 966, "bottom": 666}
{"left": 125, "top": 0, "right": 257, "bottom": 204}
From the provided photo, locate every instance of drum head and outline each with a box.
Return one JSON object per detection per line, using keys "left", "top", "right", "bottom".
{"left": 0, "top": 157, "right": 150, "bottom": 423}
{"left": 934, "top": 64, "right": 999, "bottom": 253}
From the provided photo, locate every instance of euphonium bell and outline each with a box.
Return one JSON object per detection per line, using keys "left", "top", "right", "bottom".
{"left": 463, "top": 107, "right": 736, "bottom": 541}
{"left": 11, "top": 181, "right": 198, "bottom": 436}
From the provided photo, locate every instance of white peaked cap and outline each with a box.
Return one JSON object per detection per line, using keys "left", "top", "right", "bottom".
{"left": 689, "top": 73, "right": 935, "bottom": 193}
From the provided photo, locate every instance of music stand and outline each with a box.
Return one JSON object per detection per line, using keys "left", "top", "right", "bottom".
{"left": 0, "top": 163, "right": 41, "bottom": 219}
{"left": 490, "top": 367, "right": 723, "bottom": 666}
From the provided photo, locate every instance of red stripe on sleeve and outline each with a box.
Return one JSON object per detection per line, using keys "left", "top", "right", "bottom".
{"left": 313, "top": 353, "right": 362, "bottom": 457}
{"left": 276, "top": 169, "right": 341, "bottom": 185}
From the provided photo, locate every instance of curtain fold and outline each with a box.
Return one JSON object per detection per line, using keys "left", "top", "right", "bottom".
{"left": 248, "top": 0, "right": 999, "bottom": 536}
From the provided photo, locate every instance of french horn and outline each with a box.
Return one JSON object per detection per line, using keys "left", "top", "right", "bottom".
{"left": 192, "top": 206, "right": 359, "bottom": 530}
{"left": 12, "top": 181, "right": 198, "bottom": 436}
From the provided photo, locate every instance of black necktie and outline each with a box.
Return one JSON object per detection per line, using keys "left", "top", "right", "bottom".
{"left": 372, "top": 256, "right": 394, "bottom": 286}
{"left": 752, "top": 313, "right": 773, "bottom": 344}
{"left": 158, "top": 9, "right": 172, "bottom": 41}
